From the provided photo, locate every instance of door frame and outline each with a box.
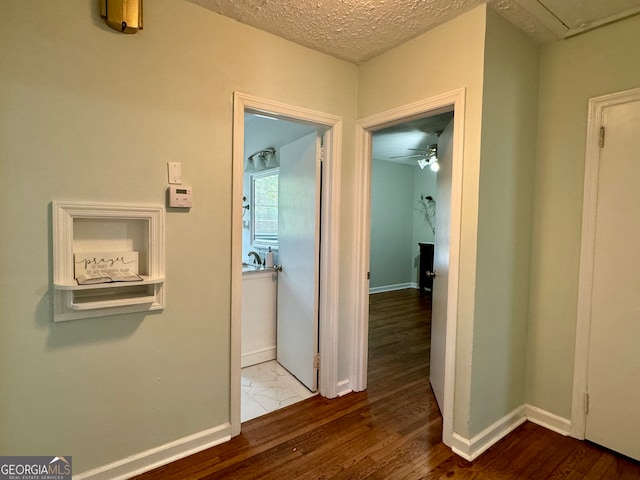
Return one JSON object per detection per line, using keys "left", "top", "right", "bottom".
{"left": 571, "top": 86, "right": 640, "bottom": 438}
{"left": 352, "top": 88, "right": 466, "bottom": 447}
{"left": 231, "top": 93, "right": 343, "bottom": 436}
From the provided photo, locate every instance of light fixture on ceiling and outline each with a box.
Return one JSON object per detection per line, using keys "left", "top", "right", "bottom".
{"left": 244, "top": 156, "right": 256, "bottom": 172}
{"left": 420, "top": 144, "right": 439, "bottom": 171}
{"left": 418, "top": 157, "right": 440, "bottom": 171}
{"left": 393, "top": 144, "right": 439, "bottom": 171}
{"left": 246, "top": 147, "right": 277, "bottom": 172}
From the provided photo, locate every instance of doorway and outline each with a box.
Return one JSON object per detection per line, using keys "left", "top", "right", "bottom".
{"left": 352, "top": 89, "right": 466, "bottom": 447}
{"left": 230, "top": 93, "right": 343, "bottom": 436}
{"left": 368, "top": 111, "right": 453, "bottom": 410}
{"left": 240, "top": 117, "right": 320, "bottom": 422}
{"left": 369, "top": 114, "right": 448, "bottom": 295}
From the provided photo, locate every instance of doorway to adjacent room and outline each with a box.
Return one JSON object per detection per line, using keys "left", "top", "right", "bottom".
{"left": 230, "top": 93, "right": 343, "bottom": 434}
{"left": 353, "top": 88, "right": 466, "bottom": 447}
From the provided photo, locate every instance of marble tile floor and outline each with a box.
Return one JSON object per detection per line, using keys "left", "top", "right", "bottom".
{"left": 241, "top": 360, "right": 316, "bottom": 422}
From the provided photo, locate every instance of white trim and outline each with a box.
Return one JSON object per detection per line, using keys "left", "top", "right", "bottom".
{"left": 352, "top": 89, "right": 466, "bottom": 449}
{"left": 451, "top": 407, "right": 527, "bottom": 461}
{"left": 232, "top": 93, "right": 342, "bottom": 436}
{"left": 336, "top": 378, "right": 353, "bottom": 397}
{"left": 241, "top": 347, "right": 277, "bottom": 368}
{"left": 368, "top": 282, "right": 418, "bottom": 294}
{"left": 52, "top": 201, "right": 165, "bottom": 322}
{"left": 450, "top": 404, "right": 571, "bottom": 461}
{"left": 74, "top": 423, "right": 231, "bottom": 480}
{"left": 572, "top": 86, "right": 640, "bottom": 439}
{"left": 524, "top": 404, "right": 571, "bottom": 436}
{"left": 73, "top": 403, "right": 569, "bottom": 478}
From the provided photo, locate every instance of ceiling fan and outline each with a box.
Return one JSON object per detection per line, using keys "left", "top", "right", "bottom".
{"left": 391, "top": 144, "right": 440, "bottom": 171}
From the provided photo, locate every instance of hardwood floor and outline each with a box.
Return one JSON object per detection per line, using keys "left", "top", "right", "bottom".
{"left": 134, "top": 289, "right": 640, "bottom": 479}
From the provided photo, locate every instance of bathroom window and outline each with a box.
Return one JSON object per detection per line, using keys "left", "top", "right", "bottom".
{"left": 251, "top": 169, "right": 278, "bottom": 245}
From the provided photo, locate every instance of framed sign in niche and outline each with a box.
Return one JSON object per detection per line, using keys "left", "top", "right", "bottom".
{"left": 52, "top": 201, "right": 165, "bottom": 322}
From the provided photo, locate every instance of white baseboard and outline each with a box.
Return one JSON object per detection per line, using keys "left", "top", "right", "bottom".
{"left": 451, "top": 406, "right": 527, "bottom": 461}
{"left": 241, "top": 347, "right": 276, "bottom": 368}
{"left": 369, "top": 283, "right": 418, "bottom": 294}
{"left": 450, "top": 404, "right": 571, "bottom": 462}
{"left": 74, "top": 423, "right": 231, "bottom": 480}
{"left": 524, "top": 404, "right": 571, "bottom": 436}
{"left": 73, "top": 404, "right": 571, "bottom": 478}
{"left": 336, "top": 378, "right": 353, "bottom": 397}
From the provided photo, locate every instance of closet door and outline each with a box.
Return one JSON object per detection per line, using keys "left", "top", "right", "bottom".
{"left": 585, "top": 97, "right": 640, "bottom": 461}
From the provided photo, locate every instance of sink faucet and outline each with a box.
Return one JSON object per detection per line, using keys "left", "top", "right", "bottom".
{"left": 248, "top": 251, "right": 262, "bottom": 266}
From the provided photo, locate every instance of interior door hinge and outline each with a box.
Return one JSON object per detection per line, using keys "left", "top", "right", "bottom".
{"left": 320, "top": 146, "right": 325, "bottom": 162}
{"left": 313, "top": 354, "right": 320, "bottom": 369}
{"left": 584, "top": 392, "right": 590, "bottom": 415}
{"left": 599, "top": 126, "right": 605, "bottom": 148}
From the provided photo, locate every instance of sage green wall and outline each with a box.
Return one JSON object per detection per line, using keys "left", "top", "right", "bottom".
{"left": 526, "top": 13, "right": 640, "bottom": 419}
{"left": 5, "top": 0, "right": 635, "bottom": 470}
{"left": 369, "top": 160, "right": 434, "bottom": 289}
{"left": 360, "top": 4, "right": 541, "bottom": 439}
{"left": 359, "top": 5, "right": 487, "bottom": 437}
{"left": 0, "top": 0, "right": 357, "bottom": 473}
{"left": 470, "top": 9, "right": 539, "bottom": 435}
{"left": 370, "top": 160, "right": 415, "bottom": 288}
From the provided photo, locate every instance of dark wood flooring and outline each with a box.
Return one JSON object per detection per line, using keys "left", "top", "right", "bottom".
{"left": 134, "top": 289, "right": 640, "bottom": 479}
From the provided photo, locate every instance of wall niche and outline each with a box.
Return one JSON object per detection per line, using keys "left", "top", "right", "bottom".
{"left": 52, "top": 201, "right": 165, "bottom": 322}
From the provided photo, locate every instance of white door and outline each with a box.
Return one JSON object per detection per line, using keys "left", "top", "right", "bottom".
{"left": 585, "top": 98, "right": 640, "bottom": 461}
{"left": 429, "top": 119, "right": 454, "bottom": 412}
{"left": 277, "top": 131, "right": 321, "bottom": 392}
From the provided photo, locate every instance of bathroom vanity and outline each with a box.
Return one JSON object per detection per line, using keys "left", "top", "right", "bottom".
{"left": 241, "top": 268, "right": 278, "bottom": 367}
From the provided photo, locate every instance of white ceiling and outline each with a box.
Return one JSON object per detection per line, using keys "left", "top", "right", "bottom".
{"left": 191, "top": 0, "right": 640, "bottom": 64}
{"left": 245, "top": 114, "right": 317, "bottom": 158}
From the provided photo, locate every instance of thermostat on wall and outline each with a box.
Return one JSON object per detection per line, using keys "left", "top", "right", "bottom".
{"left": 168, "top": 185, "right": 193, "bottom": 208}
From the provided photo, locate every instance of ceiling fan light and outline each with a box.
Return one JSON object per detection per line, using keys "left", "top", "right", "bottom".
{"left": 417, "top": 158, "right": 428, "bottom": 169}
{"left": 430, "top": 160, "right": 440, "bottom": 172}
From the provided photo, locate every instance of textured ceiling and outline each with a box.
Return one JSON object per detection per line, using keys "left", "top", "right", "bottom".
{"left": 190, "top": 0, "right": 640, "bottom": 63}
{"left": 223, "top": 1, "right": 640, "bottom": 164}
{"left": 190, "top": 0, "right": 560, "bottom": 64}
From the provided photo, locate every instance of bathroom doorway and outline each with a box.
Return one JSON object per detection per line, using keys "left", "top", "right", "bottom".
{"left": 230, "top": 93, "right": 343, "bottom": 434}
{"left": 240, "top": 117, "right": 319, "bottom": 421}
